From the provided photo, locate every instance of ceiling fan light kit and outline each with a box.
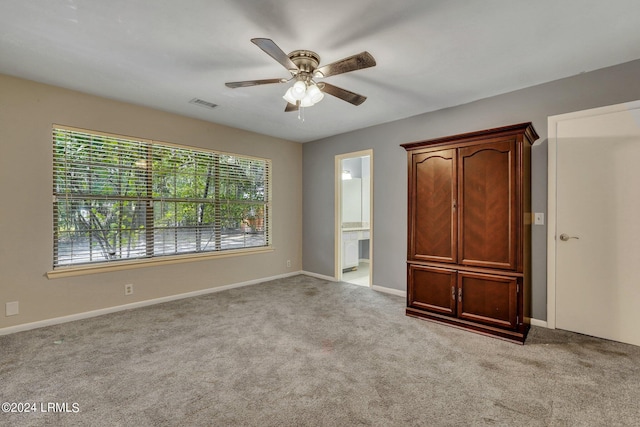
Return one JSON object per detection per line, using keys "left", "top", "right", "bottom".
{"left": 283, "top": 81, "right": 325, "bottom": 107}
{"left": 225, "top": 38, "right": 376, "bottom": 116}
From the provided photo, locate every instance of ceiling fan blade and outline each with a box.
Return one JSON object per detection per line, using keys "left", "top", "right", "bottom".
{"left": 225, "top": 78, "right": 286, "bottom": 88}
{"left": 251, "top": 38, "right": 299, "bottom": 72}
{"left": 285, "top": 102, "right": 299, "bottom": 112}
{"left": 320, "top": 83, "right": 367, "bottom": 106}
{"left": 314, "top": 51, "right": 376, "bottom": 78}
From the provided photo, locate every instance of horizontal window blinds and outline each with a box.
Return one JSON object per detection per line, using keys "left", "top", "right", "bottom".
{"left": 53, "top": 127, "right": 271, "bottom": 267}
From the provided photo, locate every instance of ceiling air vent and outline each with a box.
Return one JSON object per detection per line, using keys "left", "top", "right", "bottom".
{"left": 189, "top": 98, "right": 218, "bottom": 109}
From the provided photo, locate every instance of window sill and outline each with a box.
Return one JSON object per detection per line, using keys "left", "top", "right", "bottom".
{"left": 46, "top": 247, "right": 274, "bottom": 279}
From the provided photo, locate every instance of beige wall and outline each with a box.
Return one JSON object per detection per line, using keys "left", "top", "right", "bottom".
{"left": 0, "top": 74, "right": 302, "bottom": 329}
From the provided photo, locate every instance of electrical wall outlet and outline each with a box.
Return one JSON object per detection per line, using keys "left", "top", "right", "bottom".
{"left": 124, "top": 284, "right": 134, "bottom": 296}
{"left": 6, "top": 301, "right": 19, "bottom": 316}
{"left": 286, "top": 260, "right": 291, "bottom": 268}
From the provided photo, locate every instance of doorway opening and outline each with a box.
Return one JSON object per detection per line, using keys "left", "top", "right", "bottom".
{"left": 335, "top": 150, "right": 373, "bottom": 286}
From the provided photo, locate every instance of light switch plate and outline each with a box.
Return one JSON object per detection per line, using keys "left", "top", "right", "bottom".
{"left": 534, "top": 212, "right": 544, "bottom": 225}
{"left": 6, "top": 301, "right": 19, "bottom": 316}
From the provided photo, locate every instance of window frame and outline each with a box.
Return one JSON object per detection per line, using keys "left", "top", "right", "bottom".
{"left": 49, "top": 125, "right": 272, "bottom": 278}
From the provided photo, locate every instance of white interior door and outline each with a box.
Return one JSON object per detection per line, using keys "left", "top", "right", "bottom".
{"left": 550, "top": 101, "right": 640, "bottom": 346}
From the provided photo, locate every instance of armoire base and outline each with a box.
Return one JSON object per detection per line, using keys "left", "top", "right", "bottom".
{"left": 406, "top": 307, "right": 530, "bottom": 344}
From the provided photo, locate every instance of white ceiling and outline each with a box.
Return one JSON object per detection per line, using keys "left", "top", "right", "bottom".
{"left": 2, "top": 1, "right": 640, "bottom": 143}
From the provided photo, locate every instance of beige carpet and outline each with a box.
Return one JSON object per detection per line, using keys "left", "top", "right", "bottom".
{"left": 1, "top": 274, "right": 639, "bottom": 426}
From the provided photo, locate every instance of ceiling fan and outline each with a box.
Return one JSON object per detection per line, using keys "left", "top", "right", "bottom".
{"left": 225, "top": 38, "right": 376, "bottom": 113}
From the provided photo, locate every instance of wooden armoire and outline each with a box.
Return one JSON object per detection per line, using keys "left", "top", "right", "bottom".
{"left": 401, "top": 123, "right": 538, "bottom": 343}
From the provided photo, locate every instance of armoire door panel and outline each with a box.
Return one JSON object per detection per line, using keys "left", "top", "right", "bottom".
{"left": 458, "top": 140, "right": 517, "bottom": 270}
{"left": 408, "top": 265, "right": 456, "bottom": 315}
{"left": 457, "top": 272, "right": 518, "bottom": 329}
{"left": 411, "top": 150, "right": 457, "bottom": 263}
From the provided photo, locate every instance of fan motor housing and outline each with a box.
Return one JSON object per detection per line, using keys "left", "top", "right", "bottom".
{"left": 288, "top": 50, "right": 320, "bottom": 73}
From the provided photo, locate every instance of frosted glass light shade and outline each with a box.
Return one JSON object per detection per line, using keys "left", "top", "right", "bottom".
{"left": 283, "top": 87, "right": 297, "bottom": 104}
{"left": 307, "top": 84, "right": 324, "bottom": 104}
{"left": 300, "top": 94, "right": 314, "bottom": 108}
{"left": 291, "top": 81, "right": 307, "bottom": 100}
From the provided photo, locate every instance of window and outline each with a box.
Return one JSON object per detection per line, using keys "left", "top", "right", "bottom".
{"left": 53, "top": 126, "right": 271, "bottom": 268}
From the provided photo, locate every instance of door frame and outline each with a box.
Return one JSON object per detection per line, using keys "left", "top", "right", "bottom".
{"left": 547, "top": 100, "right": 640, "bottom": 329}
{"left": 334, "top": 149, "right": 374, "bottom": 284}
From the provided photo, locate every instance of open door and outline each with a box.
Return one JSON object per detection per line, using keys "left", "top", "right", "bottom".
{"left": 335, "top": 150, "right": 373, "bottom": 286}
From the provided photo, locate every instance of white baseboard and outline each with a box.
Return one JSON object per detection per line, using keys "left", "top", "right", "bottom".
{"left": 0, "top": 271, "right": 302, "bottom": 336}
{"left": 372, "top": 285, "right": 406, "bottom": 297}
{"left": 530, "top": 318, "right": 548, "bottom": 328}
{"left": 2, "top": 270, "right": 538, "bottom": 336}
{"left": 300, "top": 270, "right": 405, "bottom": 297}
{"left": 301, "top": 270, "right": 337, "bottom": 282}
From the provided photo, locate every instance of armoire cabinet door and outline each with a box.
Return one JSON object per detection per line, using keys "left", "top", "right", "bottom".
{"left": 457, "top": 271, "right": 518, "bottom": 329}
{"left": 410, "top": 149, "right": 457, "bottom": 263}
{"left": 408, "top": 264, "right": 456, "bottom": 315}
{"left": 458, "top": 139, "right": 517, "bottom": 270}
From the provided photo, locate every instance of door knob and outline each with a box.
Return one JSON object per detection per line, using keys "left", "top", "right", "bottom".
{"left": 559, "top": 233, "right": 579, "bottom": 241}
